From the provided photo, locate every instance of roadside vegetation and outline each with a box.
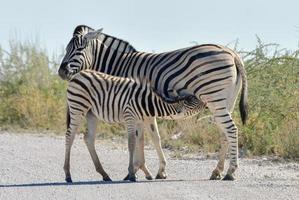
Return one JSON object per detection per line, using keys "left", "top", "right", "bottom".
{"left": 0, "top": 38, "right": 298, "bottom": 159}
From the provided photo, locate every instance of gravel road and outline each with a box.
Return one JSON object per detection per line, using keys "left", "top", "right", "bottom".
{"left": 0, "top": 132, "right": 298, "bottom": 200}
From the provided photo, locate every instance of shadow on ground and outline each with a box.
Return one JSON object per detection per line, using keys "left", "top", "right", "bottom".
{"left": 0, "top": 179, "right": 209, "bottom": 188}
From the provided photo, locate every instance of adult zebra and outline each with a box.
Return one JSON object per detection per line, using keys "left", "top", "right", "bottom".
{"left": 65, "top": 70, "right": 205, "bottom": 182}
{"left": 58, "top": 25, "right": 248, "bottom": 181}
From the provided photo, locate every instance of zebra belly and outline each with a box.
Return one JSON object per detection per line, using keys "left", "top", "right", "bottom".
{"left": 158, "top": 112, "right": 187, "bottom": 120}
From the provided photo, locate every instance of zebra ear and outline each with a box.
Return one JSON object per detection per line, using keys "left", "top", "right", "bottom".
{"left": 97, "top": 28, "right": 103, "bottom": 33}
{"left": 85, "top": 28, "right": 103, "bottom": 40}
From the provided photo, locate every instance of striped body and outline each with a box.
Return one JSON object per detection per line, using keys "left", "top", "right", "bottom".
{"left": 65, "top": 70, "right": 203, "bottom": 182}
{"left": 59, "top": 25, "right": 248, "bottom": 181}
{"left": 61, "top": 29, "right": 242, "bottom": 104}
{"left": 67, "top": 70, "right": 200, "bottom": 124}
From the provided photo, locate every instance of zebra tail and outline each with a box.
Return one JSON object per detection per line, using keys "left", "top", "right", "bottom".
{"left": 234, "top": 55, "right": 248, "bottom": 125}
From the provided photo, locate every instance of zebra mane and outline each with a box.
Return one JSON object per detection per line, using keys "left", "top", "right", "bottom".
{"left": 97, "top": 32, "right": 137, "bottom": 53}
{"left": 72, "top": 25, "right": 137, "bottom": 53}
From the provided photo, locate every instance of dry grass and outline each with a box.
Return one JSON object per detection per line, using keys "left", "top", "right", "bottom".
{"left": 0, "top": 39, "right": 298, "bottom": 159}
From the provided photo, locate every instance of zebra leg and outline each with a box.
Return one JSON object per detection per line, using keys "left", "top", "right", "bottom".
{"left": 63, "top": 110, "right": 84, "bottom": 183}
{"left": 144, "top": 118, "right": 167, "bottom": 179}
{"left": 140, "top": 165, "right": 153, "bottom": 180}
{"left": 84, "top": 111, "right": 111, "bottom": 181}
{"left": 213, "top": 111, "right": 238, "bottom": 181}
{"left": 135, "top": 124, "right": 153, "bottom": 180}
{"left": 210, "top": 76, "right": 242, "bottom": 180}
{"left": 126, "top": 121, "right": 138, "bottom": 182}
{"left": 123, "top": 123, "right": 153, "bottom": 181}
{"left": 64, "top": 129, "right": 76, "bottom": 183}
{"left": 210, "top": 132, "right": 228, "bottom": 180}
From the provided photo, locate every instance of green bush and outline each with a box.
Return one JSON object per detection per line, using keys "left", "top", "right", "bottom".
{"left": 0, "top": 40, "right": 66, "bottom": 131}
{"left": 239, "top": 40, "right": 299, "bottom": 158}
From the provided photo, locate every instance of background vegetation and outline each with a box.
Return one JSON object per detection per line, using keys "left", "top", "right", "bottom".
{"left": 0, "top": 39, "right": 298, "bottom": 159}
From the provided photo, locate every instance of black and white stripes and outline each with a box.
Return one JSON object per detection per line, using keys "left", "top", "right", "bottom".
{"left": 59, "top": 25, "right": 248, "bottom": 180}
{"left": 64, "top": 70, "right": 204, "bottom": 182}
{"left": 67, "top": 71, "right": 197, "bottom": 122}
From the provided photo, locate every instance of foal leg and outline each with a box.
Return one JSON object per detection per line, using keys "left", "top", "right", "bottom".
{"left": 84, "top": 111, "right": 111, "bottom": 181}
{"left": 123, "top": 123, "right": 153, "bottom": 181}
{"left": 134, "top": 123, "right": 153, "bottom": 180}
{"left": 63, "top": 111, "right": 83, "bottom": 183}
{"left": 64, "top": 129, "right": 76, "bottom": 183}
{"left": 124, "top": 118, "right": 138, "bottom": 182}
{"left": 144, "top": 118, "right": 167, "bottom": 179}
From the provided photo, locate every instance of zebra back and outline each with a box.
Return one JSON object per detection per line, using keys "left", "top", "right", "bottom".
{"left": 60, "top": 26, "right": 247, "bottom": 125}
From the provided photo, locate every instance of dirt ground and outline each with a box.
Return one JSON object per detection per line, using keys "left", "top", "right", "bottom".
{"left": 0, "top": 132, "right": 298, "bottom": 200}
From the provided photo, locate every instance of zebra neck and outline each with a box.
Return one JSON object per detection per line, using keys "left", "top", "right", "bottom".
{"left": 90, "top": 44, "right": 137, "bottom": 75}
{"left": 91, "top": 38, "right": 160, "bottom": 78}
{"left": 89, "top": 33, "right": 137, "bottom": 74}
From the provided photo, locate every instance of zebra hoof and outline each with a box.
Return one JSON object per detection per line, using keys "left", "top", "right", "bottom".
{"left": 129, "top": 175, "right": 137, "bottom": 182}
{"left": 155, "top": 173, "right": 167, "bottom": 179}
{"left": 210, "top": 171, "right": 222, "bottom": 180}
{"left": 124, "top": 174, "right": 137, "bottom": 182}
{"left": 146, "top": 175, "right": 153, "bottom": 180}
{"left": 65, "top": 177, "right": 73, "bottom": 183}
{"left": 103, "top": 176, "right": 112, "bottom": 182}
{"left": 222, "top": 174, "right": 235, "bottom": 181}
{"left": 123, "top": 174, "right": 130, "bottom": 181}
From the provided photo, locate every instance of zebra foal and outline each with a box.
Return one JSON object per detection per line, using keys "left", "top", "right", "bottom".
{"left": 64, "top": 70, "right": 205, "bottom": 182}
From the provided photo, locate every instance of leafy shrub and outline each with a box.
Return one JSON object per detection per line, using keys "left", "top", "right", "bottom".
{"left": 0, "top": 40, "right": 66, "bottom": 131}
